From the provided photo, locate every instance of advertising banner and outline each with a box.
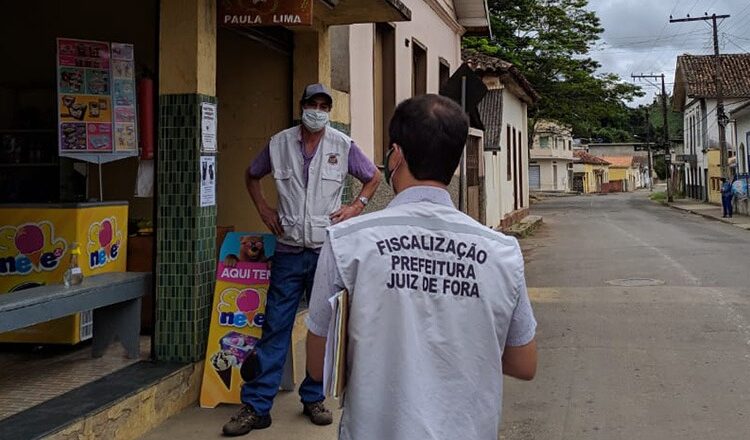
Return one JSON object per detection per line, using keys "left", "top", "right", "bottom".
{"left": 112, "top": 43, "right": 138, "bottom": 152}
{"left": 0, "top": 204, "right": 128, "bottom": 343}
{"left": 200, "top": 232, "right": 275, "bottom": 408}
{"left": 57, "top": 39, "right": 138, "bottom": 156}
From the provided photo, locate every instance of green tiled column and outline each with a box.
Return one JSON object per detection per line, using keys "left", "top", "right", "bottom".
{"left": 156, "top": 94, "right": 217, "bottom": 362}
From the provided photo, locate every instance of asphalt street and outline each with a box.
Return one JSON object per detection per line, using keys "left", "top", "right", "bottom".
{"left": 501, "top": 191, "right": 750, "bottom": 440}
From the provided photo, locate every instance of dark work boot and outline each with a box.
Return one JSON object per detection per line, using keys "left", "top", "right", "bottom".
{"left": 302, "top": 401, "right": 333, "bottom": 426}
{"left": 222, "top": 405, "right": 272, "bottom": 436}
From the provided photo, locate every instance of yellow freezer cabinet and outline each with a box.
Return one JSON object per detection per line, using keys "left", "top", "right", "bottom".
{"left": 0, "top": 202, "right": 128, "bottom": 344}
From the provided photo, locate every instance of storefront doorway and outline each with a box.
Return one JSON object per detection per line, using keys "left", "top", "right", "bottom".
{"left": 216, "top": 27, "right": 292, "bottom": 234}
{"left": 0, "top": 0, "right": 158, "bottom": 425}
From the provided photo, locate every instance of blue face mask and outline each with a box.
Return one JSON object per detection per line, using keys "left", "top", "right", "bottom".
{"left": 301, "top": 109, "right": 329, "bottom": 132}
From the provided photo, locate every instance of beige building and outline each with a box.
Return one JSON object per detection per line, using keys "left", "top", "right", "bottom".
{"left": 529, "top": 120, "right": 574, "bottom": 192}
{"left": 462, "top": 49, "right": 539, "bottom": 229}
{"left": 347, "top": 0, "right": 490, "bottom": 166}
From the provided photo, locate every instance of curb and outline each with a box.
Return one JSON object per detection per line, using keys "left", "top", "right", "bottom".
{"left": 504, "top": 215, "right": 543, "bottom": 238}
{"left": 664, "top": 203, "right": 749, "bottom": 230}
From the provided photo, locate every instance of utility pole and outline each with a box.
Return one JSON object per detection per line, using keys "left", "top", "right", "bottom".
{"left": 670, "top": 13, "right": 731, "bottom": 179}
{"left": 632, "top": 73, "right": 672, "bottom": 201}
{"left": 645, "top": 107, "right": 653, "bottom": 192}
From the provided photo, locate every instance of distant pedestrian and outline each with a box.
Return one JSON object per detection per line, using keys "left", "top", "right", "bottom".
{"left": 720, "top": 177, "right": 733, "bottom": 218}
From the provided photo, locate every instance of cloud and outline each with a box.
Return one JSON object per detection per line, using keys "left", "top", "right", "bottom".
{"left": 586, "top": 0, "right": 750, "bottom": 106}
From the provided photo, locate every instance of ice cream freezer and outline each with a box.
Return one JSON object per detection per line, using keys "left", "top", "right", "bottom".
{"left": 0, "top": 201, "right": 128, "bottom": 344}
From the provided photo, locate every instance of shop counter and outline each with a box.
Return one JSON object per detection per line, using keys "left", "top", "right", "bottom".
{"left": 0, "top": 201, "right": 128, "bottom": 344}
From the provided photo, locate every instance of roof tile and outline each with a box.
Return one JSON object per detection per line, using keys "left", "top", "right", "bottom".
{"left": 600, "top": 155, "right": 635, "bottom": 167}
{"left": 677, "top": 54, "right": 750, "bottom": 98}
{"left": 574, "top": 150, "right": 610, "bottom": 165}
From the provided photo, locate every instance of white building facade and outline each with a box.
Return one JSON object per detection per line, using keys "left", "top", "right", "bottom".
{"left": 674, "top": 54, "right": 750, "bottom": 201}
{"left": 529, "top": 120, "right": 574, "bottom": 192}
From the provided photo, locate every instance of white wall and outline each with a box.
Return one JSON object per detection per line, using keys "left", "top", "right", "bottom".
{"left": 735, "top": 112, "right": 750, "bottom": 174}
{"left": 500, "top": 93, "right": 529, "bottom": 216}
{"left": 349, "top": 24, "right": 376, "bottom": 157}
{"left": 533, "top": 159, "right": 571, "bottom": 191}
{"left": 684, "top": 98, "right": 750, "bottom": 194}
{"left": 484, "top": 151, "right": 502, "bottom": 227}
{"left": 349, "top": 0, "right": 462, "bottom": 159}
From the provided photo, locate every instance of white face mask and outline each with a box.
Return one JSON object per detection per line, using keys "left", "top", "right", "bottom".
{"left": 301, "top": 109, "right": 329, "bottom": 132}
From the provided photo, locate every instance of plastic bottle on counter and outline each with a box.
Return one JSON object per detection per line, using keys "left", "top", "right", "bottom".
{"left": 63, "top": 243, "right": 84, "bottom": 287}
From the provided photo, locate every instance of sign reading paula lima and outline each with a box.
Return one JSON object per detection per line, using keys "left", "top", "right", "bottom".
{"left": 219, "top": 0, "right": 313, "bottom": 27}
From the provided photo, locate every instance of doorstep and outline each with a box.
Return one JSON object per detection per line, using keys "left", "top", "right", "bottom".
{"left": 0, "top": 360, "right": 200, "bottom": 440}
{"left": 504, "top": 215, "right": 543, "bottom": 238}
{"left": 1, "top": 310, "right": 312, "bottom": 440}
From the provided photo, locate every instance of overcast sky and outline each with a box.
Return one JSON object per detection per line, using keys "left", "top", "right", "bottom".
{"left": 586, "top": 0, "right": 750, "bottom": 107}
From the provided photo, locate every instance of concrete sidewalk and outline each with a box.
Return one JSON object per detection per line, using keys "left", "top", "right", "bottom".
{"left": 139, "top": 340, "right": 341, "bottom": 440}
{"left": 666, "top": 199, "right": 750, "bottom": 230}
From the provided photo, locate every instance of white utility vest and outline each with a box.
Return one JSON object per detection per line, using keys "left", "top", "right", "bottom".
{"left": 269, "top": 126, "right": 351, "bottom": 248}
{"left": 328, "top": 201, "right": 526, "bottom": 440}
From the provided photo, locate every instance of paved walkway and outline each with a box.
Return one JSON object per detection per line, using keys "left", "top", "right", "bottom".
{"left": 667, "top": 199, "right": 750, "bottom": 230}
{"left": 139, "top": 340, "right": 341, "bottom": 440}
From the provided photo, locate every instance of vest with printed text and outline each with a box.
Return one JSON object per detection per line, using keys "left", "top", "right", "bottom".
{"left": 327, "top": 201, "right": 526, "bottom": 440}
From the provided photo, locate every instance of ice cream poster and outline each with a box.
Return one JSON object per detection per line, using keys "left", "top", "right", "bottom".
{"left": 200, "top": 232, "right": 276, "bottom": 408}
{"left": 0, "top": 222, "right": 67, "bottom": 278}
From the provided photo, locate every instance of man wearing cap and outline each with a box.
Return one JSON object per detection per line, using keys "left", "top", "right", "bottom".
{"left": 223, "top": 83, "right": 381, "bottom": 436}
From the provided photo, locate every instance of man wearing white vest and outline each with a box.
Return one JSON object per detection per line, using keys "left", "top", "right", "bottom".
{"left": 306, "top": 94, "right": 538, "bottom": 440}
{"left": 223, "top": 83, "right": 381, "bottom": 436}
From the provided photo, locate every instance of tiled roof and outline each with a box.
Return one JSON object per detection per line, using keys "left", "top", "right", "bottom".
{"left": 462, "top": 49, "right": 540, "bottom": 103}
{"left": 601, "top": 155, "right": 635, "bottom": 168}
{"left": 477, "top": 89, "right": 503, "bottom": 150}
{"left": 574, "top": 150, "right": 610, "bottom": 165}
{"left": 463, "top": 49, "right": 514, "bottom": 72}
{"left": 676, "top": 54, "right": 750, "bottom": 98}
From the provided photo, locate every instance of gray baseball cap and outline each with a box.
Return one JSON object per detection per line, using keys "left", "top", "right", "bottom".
{"left": 301, "top": 83, "right": 333, "bottom": 106}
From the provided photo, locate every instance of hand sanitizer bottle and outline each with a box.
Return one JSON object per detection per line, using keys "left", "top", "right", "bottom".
{"left": 63, "top": 243, "right": 84, "bottom": 287}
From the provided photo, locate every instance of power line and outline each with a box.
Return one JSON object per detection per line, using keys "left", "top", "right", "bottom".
{"left": 722, "top": 3, "right": 750, "bottom": 34}
{"left": 605, "top": 30, "right": 702, "bottom": 42}
{"left": 704, "top": 0, "right": 720, "bottom": 15}
{"left": 669, "top": 0, "right": 683, "bottom": 17}
{"left": 631, "top": 0, "right": 684, "bottom": 73}
{"left": 724, "top": 34, "right": 750, "bottom": 53}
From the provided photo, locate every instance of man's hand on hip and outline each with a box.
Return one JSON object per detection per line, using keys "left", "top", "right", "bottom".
{"left": 261, "top": 206, "right": 284, "bottom": 236}
{"left": 330, "top": 203, "right": 363, "bottom": 224}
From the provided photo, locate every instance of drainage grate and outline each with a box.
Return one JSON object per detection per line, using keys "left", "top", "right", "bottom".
{"left": 606, "top": 278, "right": 665, "bottom": 287}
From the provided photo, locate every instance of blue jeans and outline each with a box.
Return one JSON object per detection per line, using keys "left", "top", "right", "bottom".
{"left": 241, "top": 249, "right": 325, "bottom": 415}
{"left": 722, "top": 196, "right": 733, "bottom": 217}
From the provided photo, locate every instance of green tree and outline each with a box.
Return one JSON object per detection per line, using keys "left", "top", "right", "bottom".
{"left": 464, "top": 0, "right": 643, "bottom": 141}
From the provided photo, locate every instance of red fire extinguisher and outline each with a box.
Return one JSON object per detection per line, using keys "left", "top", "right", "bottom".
{"left": 138, "top": 77, "right": 154, "bottom": 160}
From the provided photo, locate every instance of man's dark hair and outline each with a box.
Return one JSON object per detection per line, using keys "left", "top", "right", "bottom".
{"left": 388, "top": 94, "right": 469, "bottom": 185}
